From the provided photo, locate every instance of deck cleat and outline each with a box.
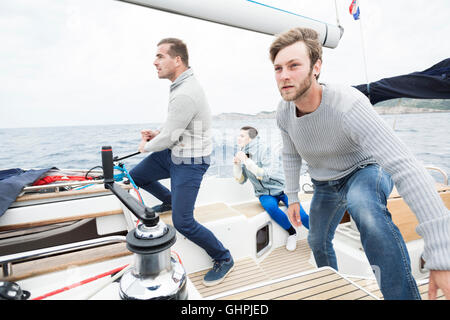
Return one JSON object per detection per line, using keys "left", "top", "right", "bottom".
{"left": 0, "top": 281, "right": 30, "bottom": 300}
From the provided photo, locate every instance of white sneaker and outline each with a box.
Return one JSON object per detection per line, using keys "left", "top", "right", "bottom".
{"left": 286, "top": 234, "right": 297, "bottom": 251}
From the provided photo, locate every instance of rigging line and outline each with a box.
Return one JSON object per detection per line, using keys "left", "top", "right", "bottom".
{"left": 358, "top": 14, "right": 371, "bottom": 95}
{"left": 334, "top": 0, "right": 341, "bottom": 26}
{"left": 31, "top": 264, "right": 129, "bottom": 300}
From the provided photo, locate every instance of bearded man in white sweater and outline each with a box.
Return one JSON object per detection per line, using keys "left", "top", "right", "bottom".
{"left": 271, "top": 28, "right": 450, "bottom": 300}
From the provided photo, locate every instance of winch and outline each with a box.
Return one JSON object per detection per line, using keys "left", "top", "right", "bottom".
{"left": 101, "top": 146, "right": 187, "bottom": 300}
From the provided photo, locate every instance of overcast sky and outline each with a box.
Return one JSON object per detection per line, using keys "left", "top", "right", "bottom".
{"left": 1, "top": 0, "right": 449, "bottom": 128}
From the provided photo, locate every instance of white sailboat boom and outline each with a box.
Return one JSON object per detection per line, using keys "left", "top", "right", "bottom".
{"left": 117, "top": 0, "right": 343, "bottom": 48}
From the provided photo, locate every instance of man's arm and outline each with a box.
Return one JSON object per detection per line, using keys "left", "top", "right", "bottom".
{"left": 142, "top": 94, "right": 196, "bottom": 153}
{"left": 276, "top": 109, "right": 304, "bottom": 227}
{"left": 429, "top": 270, "right": 450, "bottom": 300}
{"left": 235, "top": 151, "right": 264, "bottom": 179}
{"left": 343, "top": 93, "right": 450, "bottom": 292}
{"left": 138, "top": 129, "right": 160, "bottom": 153}
{"left": 280, "top": 129, "right": 304, "bottom": 227}
{"left": 249, "top": 147, "right": 281, "bottom": 180}
{"left": 276, "top": 113, "right": 303, "bottom": 204}
{"left": 233, "top": 155, "right": 247, "bottom": 184}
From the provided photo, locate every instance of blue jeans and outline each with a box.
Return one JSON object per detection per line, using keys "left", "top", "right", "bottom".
{"left": 307, "top": 164, "right": 420, "bottom": 300}
{"left": 129, "top": 149, "right": 231, "bottom": 261}
{"left": 259, "top": 193, "right": 309, "bottom": 230}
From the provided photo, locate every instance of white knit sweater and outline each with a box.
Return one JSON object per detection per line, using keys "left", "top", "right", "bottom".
{"left": 276, "top": 83, "right": 450, "bottom": 270}
{"left": 143, "top": 68, "right": 212, "bottom": 158}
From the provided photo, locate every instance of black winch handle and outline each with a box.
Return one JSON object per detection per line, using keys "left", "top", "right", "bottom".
{"left": 101, "top": 146, "right": 158, "bottom": 227}
{"left": 113, "top": 151, "right": 141, "bottom": 162}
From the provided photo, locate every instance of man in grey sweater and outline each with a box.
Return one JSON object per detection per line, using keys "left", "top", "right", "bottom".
{"left": 270, "top": 28, "right": 449, "bottom": 299}
{"left": 130, "top": 38, "right": 234, "bottom": 287}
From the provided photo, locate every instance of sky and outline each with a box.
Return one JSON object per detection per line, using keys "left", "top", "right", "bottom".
{"left": 0, "top": 0, "right": 449, "bottom": 128}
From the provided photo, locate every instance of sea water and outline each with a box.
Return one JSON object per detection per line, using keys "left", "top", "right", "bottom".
{"left": 0, "top": 112, "right": 449, "bottom": 183}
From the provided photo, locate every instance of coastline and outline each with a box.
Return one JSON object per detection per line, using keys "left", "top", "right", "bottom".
{"left": 213, "top": 106, "right": 449, "bottom": 120}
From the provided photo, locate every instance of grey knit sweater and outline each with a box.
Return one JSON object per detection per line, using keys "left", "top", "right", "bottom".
{"left": 143, "top": 68, "right": 212, "bottom": 158}
{"left": 276, "top": 83, "right": 450, "bottom": 270}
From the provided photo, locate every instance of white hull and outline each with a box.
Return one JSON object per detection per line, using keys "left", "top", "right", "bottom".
{"left": 1, "top": 172, "right": 439, "bottom": 300}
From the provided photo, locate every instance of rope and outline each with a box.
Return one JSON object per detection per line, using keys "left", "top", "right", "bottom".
{"left": 32, "top": 264, "right": 129, "bottom": 300}
{"left": 121, "top": 164, "right": 145, "bottom": 206}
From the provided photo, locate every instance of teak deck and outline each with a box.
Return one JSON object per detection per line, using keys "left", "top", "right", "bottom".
{"left": 187, "top": 239, "right": 378, "bottom": 300}
{"left": 188, "top": 239, "right": 315, "bottom": 299}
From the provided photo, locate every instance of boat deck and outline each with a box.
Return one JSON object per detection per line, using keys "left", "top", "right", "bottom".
{"left": 347, "top": 276, "right": 446, "bottom": 300}
{"left": 2, "top": 181, "right": 447, "bottom": 300}
{"left": 188, "top": 239, "right": 444, "bottom": 300}
{"left": 189, "top": 238, "right": 378, "bottom": 300}
{"left": 188, "top": 239, "right": 315, "bottom": 299}
{"left": 2, "top": 239, "right": 444, "bottom": 300}
{"left": 214, "top": 267, "right": 378, "bottom": 300}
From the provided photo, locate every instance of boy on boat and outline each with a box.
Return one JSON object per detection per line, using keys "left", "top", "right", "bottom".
{"left": 130, "top": 38, "right": 234, "bottom": 287}
{"left": 270, "top": 27, "right": 450, "bottom": 299}
{"left": 233, "top": 126, "right": 309, "bottom": 251}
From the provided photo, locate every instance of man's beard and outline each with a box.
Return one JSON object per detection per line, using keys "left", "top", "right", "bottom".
{"left": 280, "top": 69, "right": 313, "bottom": 101}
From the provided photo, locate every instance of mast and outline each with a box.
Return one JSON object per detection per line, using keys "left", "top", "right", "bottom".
{"left": 117, "top": 0, "right": 343, "bottom": 48}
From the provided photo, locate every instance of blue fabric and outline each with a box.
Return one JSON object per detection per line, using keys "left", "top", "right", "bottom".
{"left": 307, "top": 164, "right": 420, "bottom": 300}
{"left": 0, "top": 168, "right": 25, "bottom": 181}
{"left": 259, "top": 193, "right": 309, "bottom": 230}
{"left": 0, "top": 168, "right": 54, "bottom": 216}
{"left": 354, "top": 58, "right": 450, "bottom": 104}
{"left": 129, "top": 149, "right": 231, "bottom": 261}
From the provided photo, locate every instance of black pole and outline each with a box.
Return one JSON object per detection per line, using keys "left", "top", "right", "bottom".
{"left": 113, "top": 151, "right": 141, "bottom": 162}
{"left": 101, "top": 146, "right": 157, "bottom": 226}
{"left": 101, "top": 146, "right": 114, "bottom": 184}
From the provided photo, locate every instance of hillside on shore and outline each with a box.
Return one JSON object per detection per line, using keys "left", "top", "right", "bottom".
{"left": 213, "top": 98, "right": 449, "bottom": 120}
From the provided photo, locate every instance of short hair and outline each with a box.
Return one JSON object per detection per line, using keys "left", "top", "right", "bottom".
{"left": 269, "top": 27, "right": 322, "bottom": 77}
{"left": 241, "top": 126, "right": 258, "bottom": 139}
{"left": 158, "top": 38, "right": 189, "bottom": 67}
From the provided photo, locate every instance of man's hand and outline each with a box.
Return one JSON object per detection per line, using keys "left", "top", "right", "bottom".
{"left": 287, "top": 202, "right": 302, "bottom": 227}
{"left": 235, "top": 151, "right": 248, "bottom": 163}
{"left": 138, "top": 129, "right": 160, "bottom": 153}
{"left": 428, "top": 270, "right": 450, "bottom": 300}
{"left": 141, "top": 129, "right": 159, "bottom": 141}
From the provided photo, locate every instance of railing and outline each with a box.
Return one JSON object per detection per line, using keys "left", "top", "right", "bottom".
{"left": 0, "top": 235, "right": 126, "bottom": 278}
{"left": 425, "top": 166, "right": 448, "bottom": 185}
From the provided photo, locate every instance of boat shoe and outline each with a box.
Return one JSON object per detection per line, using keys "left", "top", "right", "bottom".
{"left": 151, "top": 202, "right": 172, "bottom": 213}
{"left": 202, "top": 257, "right": 234, "bottom": 287}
